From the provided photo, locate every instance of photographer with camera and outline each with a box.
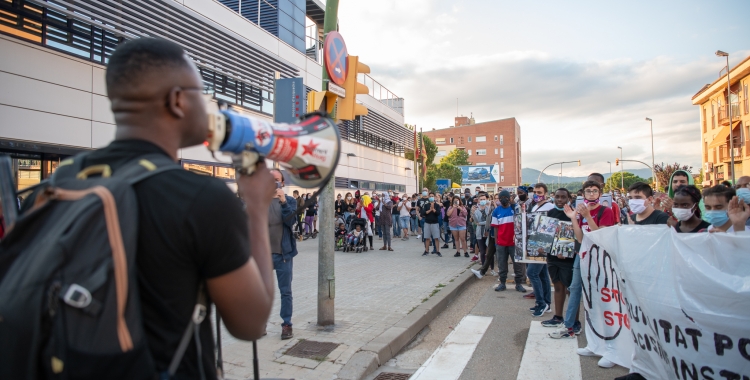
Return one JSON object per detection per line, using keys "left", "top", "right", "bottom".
{"left": 268, "top": 169, "right": 298, "bottom": 340}
{"left": 12, "top": 38, "right": 277, "bottom": 379}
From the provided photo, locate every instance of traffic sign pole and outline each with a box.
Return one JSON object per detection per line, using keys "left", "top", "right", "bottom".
{"left": 318, "top": 0, "right": 339, "bottom": 327}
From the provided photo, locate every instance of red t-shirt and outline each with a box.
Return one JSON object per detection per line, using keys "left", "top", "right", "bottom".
{"left": 611, "top": 202, "right": 621, "bottom": 224}
{"left": 577, "top": 205, "right": 615, "bottom": 232}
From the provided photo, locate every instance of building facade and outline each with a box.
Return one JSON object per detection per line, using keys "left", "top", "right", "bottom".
{"left": 692, "top": 55, "right": 750, "bottom": 186}
{"left": 0, "top": 0, "right": 415, "bottom": 196}
{"left": 424, "top": 116, "right": 522, "bottom": 189}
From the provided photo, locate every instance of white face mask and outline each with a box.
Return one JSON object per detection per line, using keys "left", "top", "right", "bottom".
{"left": 346, "top": 196, "right": 352, "bottom": 200}
{"left": 628, "top": 199, "right": 647, "bottom": 214}
{"left": 672, "top": 206, "right": 695, "bottom": 221}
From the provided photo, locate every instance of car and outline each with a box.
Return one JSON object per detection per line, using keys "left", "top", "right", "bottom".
{"left": 468, "top": 168, "right": 490, "bottom": 180}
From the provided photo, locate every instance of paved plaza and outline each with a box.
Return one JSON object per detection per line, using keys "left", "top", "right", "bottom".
{"left": 220, "top": 235, "right": 475, "bottom": 379}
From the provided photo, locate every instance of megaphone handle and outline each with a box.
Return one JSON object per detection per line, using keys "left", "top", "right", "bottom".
{"left": 234, "top": 151, "right": 262, "bottom": 175}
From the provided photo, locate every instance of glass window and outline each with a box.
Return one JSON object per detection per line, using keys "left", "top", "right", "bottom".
{"left": 500, "top": 162, "right": 505, "bottom": 172}
{"left": 476, "top": 136, "right": 486, "bottom": 142}
{"left": 494, "top": 135, "right": 498, "bottom": 141}
{"left": 183, "top": 162, "right": 213, "bottom": 176}
{"left": 449, "top": 137, "right": 454, "bottom": 144}
{"left": 468, "top": 136, "right": 472, "bottom": 142}
{"left": 436, "top": 150, "right": 447, "bottom": 157}
{"left": 436, "top": 138, "right": 445, "bottom": 144}
{"left": 468, "top": 150, "right": 472, "bottom": 155}
{"left": 476, "top": 149, "right": 486, "bottom": 156}
{"left": 494, "top": 148, "right": 498, "bottom": 154}
{"left": 500, "top": 135, "right": 504, "bottom": 145}
{"left": 500, "top": 175, "right": 505, "bottom": 183}
{"left": 500, "top": 148, "right": 504, "bottom": 158}
{"left": 476, "top": 162, "right": 487, "bottom": 165}
{"left": 214, "top": 166, "right": 236, "bottom": 180}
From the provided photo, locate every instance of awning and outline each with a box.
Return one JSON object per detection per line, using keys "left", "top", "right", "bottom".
{"left": 452, "top": 183, "right": 461, "bottom": 188}
{"left": 708, "top": 121, "right": 740, "bottom": 148}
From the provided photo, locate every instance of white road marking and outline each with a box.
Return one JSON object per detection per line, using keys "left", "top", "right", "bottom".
{"left": 410, "top": 315, "right": 493, "bottom": 380}
{"left": 517, "top": 321, "right": 582, "bottom": 380}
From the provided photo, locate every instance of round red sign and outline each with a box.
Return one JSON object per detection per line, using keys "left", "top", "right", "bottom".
{"left": 324, "top": 31, "right": 348, "bottom": 86}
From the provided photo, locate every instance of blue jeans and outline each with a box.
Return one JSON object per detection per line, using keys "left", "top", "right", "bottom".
{"left": 272, "top": 254, "right": 293, "bottom": 326}
{"left": 374, "top": 215, "right": 382, "bottom": 237}
{"left": 410, "top": 217, "right": 417, "bottom": 232}
{"left": 565, "top": 254, "right": 582, "bottom": 329}
{"left": 527, "top": 263, "right": 551, "bottom": 307}
{"left": 399, "top": 216, "right": 410, "bottom": 229}
{"left": 392, "top": 214, "right": 400, "bottom": 236}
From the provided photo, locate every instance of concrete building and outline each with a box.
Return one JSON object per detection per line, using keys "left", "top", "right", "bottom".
{"left": 0, "top": 0, "right": 416, "bottom": 195}
{"left": 692, "top": 54, "right": 750, "bottom": 186}
{"left": 424, "top": 116, "right": 522, "bottom": 188}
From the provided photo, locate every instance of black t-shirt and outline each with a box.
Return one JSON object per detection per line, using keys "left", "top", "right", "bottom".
{"left": 464, "top": 197, "right": 474, "bottom": 220}
{"left": 442, "top": 199, "right": 452, "bottom": 221}
{"left": 306, "top": 201, "right": 316, "bottom": 216}
{"left": 421, "top": 201, "right": 443, "bottom": 224}
{"left": 30, "top": 140, "right": 250, "bottom": 379}
{"left": 416, "top": 198, "right": 430, "bottom": 213}
{"left": 675, "top": 220, "right": 710, "bottom": 233}
{"left": 546, "top": 208, "right": 573, "bottom": 263}
{"left": 630, "top": 209, "right": 670, "bottom": 225}
{"left": 335, "top": 200, "right": 345, "bottom": 215}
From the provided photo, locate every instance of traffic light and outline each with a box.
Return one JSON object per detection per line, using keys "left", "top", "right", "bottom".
{"left": 307, "top": 91, "right": 338, "bottom": 115}
{"left": 337, "top": 55, "right": 370, "bottom": 121}
{"left": 615, "top": 158, "right": 620, "bottom": 166}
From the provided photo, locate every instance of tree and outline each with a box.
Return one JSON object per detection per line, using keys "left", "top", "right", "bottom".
{"left": 653, "top": 162, "right": 693, "bottom": 192}
{"left": 604, "top": 172, "right": 646, "bottom": 193}
{"left": 441, "top": 149, "right": 470, "bottom": 166}
{"left": 405, "top": 132, "right": 438, "bottom": 164}
{"left": 424, "top": 162, "right": 462, "bottom": 192}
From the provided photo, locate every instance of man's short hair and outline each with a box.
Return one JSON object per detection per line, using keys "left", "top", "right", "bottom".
{"left": 555, "top": 188, "right": 571, "bottom": 199}
{"left": 429, "top": 192, "right": 435, "bottom": 196}
{"left": 588, "top": 172, "right": 605, "bottom": 184}
{"left": 582, "top": 180, "right": 602, "bottom": 191}
{"left": 269, "top": 168, "right": 284, "bottom": 181}
{"left": 627, "top": 181, "right": 653, "bottom": 197}
{"left": 673, "top": 170, "right": 690, "bottom": 180}
{"left": 534, "top": 183, "right": 548, "bottom": 193}
{"left": 703, "top": 185, "right": 736, "bottom": 203}
{"left": 106, "top": 38, "right": 191, "bottom": 94}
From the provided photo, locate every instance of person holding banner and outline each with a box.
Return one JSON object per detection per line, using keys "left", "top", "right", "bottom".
{"left": 528, "top": 183, "right": 554, "bottom": 317}
{"left": 703, "top": 185, "right": 737, "bottom": 232}
{"left": 672, "top": 185, "right": 710, "bottom": 233}
{"left": 541, "top": 188, "right": 577, "bottom": 329}
{"left": 626, "top": 182, "right": 669, "bottom": 225}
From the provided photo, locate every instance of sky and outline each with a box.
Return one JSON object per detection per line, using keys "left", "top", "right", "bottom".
{"left": 335, "top": 0, "right": 750, "bottom": 176}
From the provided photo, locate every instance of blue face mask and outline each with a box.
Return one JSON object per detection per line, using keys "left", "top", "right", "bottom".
{"left": 422, "top": 191, "right": 428, "bottom": 196}
{"left": 704, "top": 210, "right": 729, "bottom": 227}
{"left": 479, "top": 200, "right": 487, "bottom": 206}
{"left": 429, "top": 197, "right": 435, "bottom": 202}
{"left": 737, "top": 188, "right": 750, "bottom": 204}
{"left": 554, "top": 205, "right": 565, "bottom": 211}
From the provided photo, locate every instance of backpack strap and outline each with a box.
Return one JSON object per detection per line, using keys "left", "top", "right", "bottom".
{"left": 166, "top": 284, "right": 208, "bottom": 380}
{"left": 596, "top": 204, "right": 605, "bottom": 224}
{"left": 50, "top": 153, "right": 182, "bottom": 186}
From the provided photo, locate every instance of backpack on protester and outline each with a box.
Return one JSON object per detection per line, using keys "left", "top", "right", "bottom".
{"left": 0, "top": 153, "right": 208, "bottom": 380}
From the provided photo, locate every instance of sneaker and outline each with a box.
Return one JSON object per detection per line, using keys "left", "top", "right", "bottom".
{"left": 573, "top": 321, "right": 582, "bottom": 335}
{"left": 542, "top": 315, "right": 564, "bottom": 328}
{"left": 494, "top": 284, "right": 506, "bottom": 291}
{"left": 529, "top": 306, "right": 537, "bottom": 312}
{"left": 549, "top": 327, "right": 576, "bottom": 339}
{"left": 576, "top": 347, "right": 597, "bottom": 357}
{"left": 490, "top": 270, "right": 497, "bottom": 276}
{"left": 281, "top": 325, "right": 294, "bottom": 340}
{"left": 532, "top": 303, "right": 549, "bottom": 317}
{"left": 515, "top": 284, "right": 527, "bottom": 293}
{"left": 431, "top": 250, "right": 438, "bottom": 254}
{"left": 442, "top": 244, "right": 449, "bottom": 249}
{"left": 598, "top": 357, "right": 615, "bottom": 368}
{"left": 470, "top": 255, "right": 479, "bottom": 262}
{"left": 417, "top": 235, "right": 421, "bottom": 239}
{"left": 436, "top": 252, "right": 442, "bottom": 257}
{"left": 523, "top": 293, "right": 536, "bottom": 299}
{"left": 471, "top": 269, "right": 483, "bottom": 279}
{"left": 454, "top": 252, "right": 461, "bottom": 257}
{"left": 422, "top": 251, "right": 429, "bottom": 256}
{"left": 464, "top": 252, "right": 469, "bottom": 258}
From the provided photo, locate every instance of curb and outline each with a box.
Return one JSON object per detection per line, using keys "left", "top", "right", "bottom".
{"left": 337, "top": 265, "right": 477, "bottom": 380}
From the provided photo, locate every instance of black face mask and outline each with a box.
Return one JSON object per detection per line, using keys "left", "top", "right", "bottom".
{"left": 500, "top": 198, "right": 510, "bottom": 206}
{"left": 518, "top": 194, "right": 528, "bottom": 202}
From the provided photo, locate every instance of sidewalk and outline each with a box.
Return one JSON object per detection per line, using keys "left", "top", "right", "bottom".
{"left": 220, "top": 235, "right": 476, "bottom": 380}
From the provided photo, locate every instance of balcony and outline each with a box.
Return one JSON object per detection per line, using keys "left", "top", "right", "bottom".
{"left": 715, "top": 171, "right": 725, "bottom": 181}
{"left": 718, "top": 102, "right": 740, "bottom": 126}
{"left": 719, "top": 144, "right": 742, "bottom": 162}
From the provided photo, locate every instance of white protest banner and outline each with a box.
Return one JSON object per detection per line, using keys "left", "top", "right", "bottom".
{"left": 581, "top": 226, "right": 750, "bottom": 379}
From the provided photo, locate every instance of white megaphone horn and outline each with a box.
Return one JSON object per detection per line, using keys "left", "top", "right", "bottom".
{"left": 205, "top": 103, "right": 341, "bottom": 189}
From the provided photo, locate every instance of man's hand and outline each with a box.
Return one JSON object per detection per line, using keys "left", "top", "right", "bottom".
{"left": 728, "top": 196, "right": 750, "bottom": 231}
{"left": 576, "top": 203, "right": 591, "bottom": 218}
{"left": 563, "top": 205, "right": 577, "bottom": 219}
{"left": 238, "top": 162, "right": 276, "bottom": 208}
{"left": 275, "top": 188, "right": 286, "bottom": 203}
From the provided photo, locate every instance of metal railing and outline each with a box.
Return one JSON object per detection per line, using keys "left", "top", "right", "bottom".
{"left": 718, "top": 102, "right": 740, "bottom": 125}
{"left": 358, "top": 73, "right": 404, "bottom": 116}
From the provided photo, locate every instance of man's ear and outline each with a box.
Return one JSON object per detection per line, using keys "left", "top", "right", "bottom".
{"left": 166, "top": 86, "right": 186, "bottom": 118}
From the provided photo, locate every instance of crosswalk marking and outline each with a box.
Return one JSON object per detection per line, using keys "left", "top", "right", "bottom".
{"left": 517, "top": 321, "right": 581, "bottom": 380}
{"left": 410, "top": 315, "right": 493, "bottom": 380}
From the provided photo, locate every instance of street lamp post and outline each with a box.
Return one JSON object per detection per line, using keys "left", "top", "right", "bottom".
{"left": 537, "top": 160, "right": 581, "bottom": 184}
{"left": 645, "top": 118, "right": 656, "bottom": 190}
{"left": 617, "top": 146, "right": 624, "bottom": 191}
{"left": 716, "top": 50, "right": 736, "bottom": 184}
{"left": 606, "top": 161, "right": 612, "bottom": 193}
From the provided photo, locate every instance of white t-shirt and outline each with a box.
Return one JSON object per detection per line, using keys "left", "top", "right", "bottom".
{"left": 532, "top": 201, "right": 555, "bottom": 213}
{"left": 399, "top": 200, "right": 411, "bottom": 217}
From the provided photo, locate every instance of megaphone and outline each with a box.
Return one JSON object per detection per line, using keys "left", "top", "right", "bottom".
{"left": 205, "top": 105, "right": 340, "bottom": 189}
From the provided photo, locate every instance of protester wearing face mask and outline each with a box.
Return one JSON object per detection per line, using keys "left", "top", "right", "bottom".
{"left": 391, "top": 191, "right": 401, "bottom": 238}
{"left": 703, "top": 185, "right": 737, "bottom": 232}
{"left": 377, "top": 191, "right": 394, "bottom": 250}
{"left": 491, "top": 190, "right": 526, "bottom": 292}
{"left": 672, "top": 185, "right": 710, "bottom": 233}
{"left": 515, "top": 186, "right": 531, "bottom": 213}
{"left": 397, "top": 195, "right": 412, "bottom": 241}
{"left": 343, "top": 192, "right": 354, "bottom": 221}
{"left": 416, "top": 188, "right": 430, "bottom": 239}
{"left": 471, "top": 193, "right": 495, "bottom": 279}
{"left": 528, "top": 184, "right": 555, "bottom": 317}
{"left": 448, "top": 196, "right": 469, "bottom": 257}
{"left": 372, "top": 195, "right": 382, "bottom": 239}
{"left": 735, "top": 176, "right": 750, "bottom": 227}
{"left": 626, "top": 182, "right": 669, "bottom": 225}
{"left": 421, "top": 192, "right": 443, "bottom": 257}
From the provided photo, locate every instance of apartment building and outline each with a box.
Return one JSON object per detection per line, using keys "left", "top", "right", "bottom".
{"left": 424, "top": 116, "right": 522, "bottom": 188}
{"left": 0, "top": 0, "right": 415, "bottom": 195}
{"left": 692, "top": 54, "right": 750, "bottom": 186}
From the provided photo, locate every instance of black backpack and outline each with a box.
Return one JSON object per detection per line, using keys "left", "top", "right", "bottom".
{"left": 0, "top": 153, "right": 205, "bottom": 380}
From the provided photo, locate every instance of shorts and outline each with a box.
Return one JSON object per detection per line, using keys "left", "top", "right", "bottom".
{"left": 547, "top": 259, "right": 574, "bottom": 287}
{"left": 399, "top": 216, "right": 410, "bottom": 229}
{"left": 423, "top": 223, "right": 440, "bottom": 240}
{"left": 449, "top": 225, "right": 467, "bottom": 231}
